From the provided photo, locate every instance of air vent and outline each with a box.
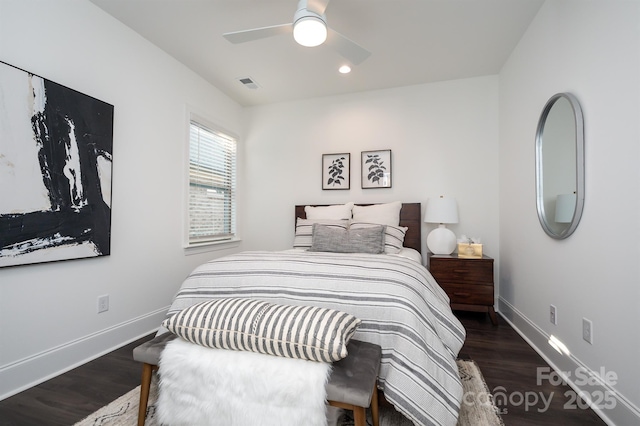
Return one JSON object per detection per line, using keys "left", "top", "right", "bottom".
{"left": 237, "top": 77, "right": 260, "bottom": 90}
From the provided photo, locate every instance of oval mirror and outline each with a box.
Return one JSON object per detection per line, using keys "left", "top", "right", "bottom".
{"left": 535, "top": 92, "right": 584, "bottom": 239}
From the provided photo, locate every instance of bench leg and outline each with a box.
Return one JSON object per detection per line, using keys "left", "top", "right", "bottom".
{"left": 371, "top": 385, "right": 380, "bottom": 426}
{"left": 353, "top": 406, "right": 367, "bottom": 426}
{"left": 138, "top": 363, "right": 155, "bottom": 426}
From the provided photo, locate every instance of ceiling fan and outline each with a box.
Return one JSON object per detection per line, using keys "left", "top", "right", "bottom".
{"left": 223, "top": 0, "right": 371, "bottom": 65}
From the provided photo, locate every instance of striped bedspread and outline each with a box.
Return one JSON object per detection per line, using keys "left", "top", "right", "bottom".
{"left": 164, "top": 250, "right": 466, "bottom": 426}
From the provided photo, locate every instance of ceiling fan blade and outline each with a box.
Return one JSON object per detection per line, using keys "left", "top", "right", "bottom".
{"left": 306, "top": 0, "right": 331, "bottom": 15}
{"left": 223, "top": 23, "right": 293, "bottom": 44}
{"left": 326, "top": 28, "right": 371, "bottom": 65}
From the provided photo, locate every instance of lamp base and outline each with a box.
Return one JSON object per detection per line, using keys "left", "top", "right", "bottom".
{"left": 426, "top": 225, "right": 457, "bottom": 255}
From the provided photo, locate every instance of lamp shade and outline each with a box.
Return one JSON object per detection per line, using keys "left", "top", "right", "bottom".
{"left": 555, "top": 193, "right": 576, "bottom": 223}
{"left": 424, "top": 197, "right": 459, "bottom": 224}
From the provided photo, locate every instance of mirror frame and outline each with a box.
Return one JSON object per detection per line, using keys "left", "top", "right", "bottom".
{"left": 535, "top": 92, "right": 585, "bottom": 239}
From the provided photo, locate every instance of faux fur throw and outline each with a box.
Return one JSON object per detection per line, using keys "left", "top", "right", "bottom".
{"left": 158, "top": 338, "right": 332, "bottom": 426}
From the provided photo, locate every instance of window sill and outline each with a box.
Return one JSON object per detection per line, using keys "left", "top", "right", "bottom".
{"left": 183, "top": 238, "right": 241, "bottom": 256}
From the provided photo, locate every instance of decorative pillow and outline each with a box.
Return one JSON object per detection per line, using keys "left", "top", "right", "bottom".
{"left": 293, "top": 218, "right": 349, "bottom": 249}
{"left": 350, "top": 221, "right": 408, "bottom": 254}
{"left": 162, "top": 298, "right": 361, "bottom": 363}
{"left": 304, "top": 202, "right": 354, "bottom": 220}
{"left": 309, "top": 223, "right": 386, "bottom": 254}
{"left": 352, "top": 201, "right": 402, "bottom": 226}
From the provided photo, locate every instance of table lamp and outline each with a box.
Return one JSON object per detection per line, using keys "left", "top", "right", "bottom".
{"left": 424, "top": 196, "right": 458, "bottom": 255}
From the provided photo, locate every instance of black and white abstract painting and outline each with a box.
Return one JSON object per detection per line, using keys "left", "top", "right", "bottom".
{"left": 0, "top": 61, "right": 114, "bottom": 268}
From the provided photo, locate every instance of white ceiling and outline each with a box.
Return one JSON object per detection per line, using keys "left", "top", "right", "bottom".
{"left": 89, "top": 0, "right": 544, "bottom": 107}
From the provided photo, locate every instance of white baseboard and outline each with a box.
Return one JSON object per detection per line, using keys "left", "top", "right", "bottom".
{"left": 0, "top": 306, "right": 169, "bottom": 401}
{"left": 498, "top": 297, "right": 640, "bottom": 426}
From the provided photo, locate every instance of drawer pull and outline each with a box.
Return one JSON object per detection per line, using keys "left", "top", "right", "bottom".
{"left": 453, "top": 292, "right": 471, "bottom": 297}
{"left": 453, "top": 269, "right": 469, "bottom": 273}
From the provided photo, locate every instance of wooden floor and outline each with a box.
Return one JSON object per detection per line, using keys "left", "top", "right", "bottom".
{"left": 457, "top": 312, "right": 605, "bottom": 426}
{"left": 0, "top": 312, "right": 606, "bottom": 426}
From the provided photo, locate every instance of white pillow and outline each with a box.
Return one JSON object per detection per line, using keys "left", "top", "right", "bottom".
{"left": 304, "top": 202, "right": 354, "bottom": 220}
{"left": 293, "top": 218, "right": 349, "bottom": 249}
{"left": 352, "top": 201, "right": 402, "bottom": 226}
{"left": 350, "top": 221, "right": 408, "bottom": 254}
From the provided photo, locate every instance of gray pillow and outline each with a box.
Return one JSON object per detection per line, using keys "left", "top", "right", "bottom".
{"left": 350, "top": 222, "right": 408, "bottom": 254}
{"left": 293, "top": 218, "right": 349, "bottom": 249}
{"left": 309, "top": 223, "right": 385, "bottom": 254}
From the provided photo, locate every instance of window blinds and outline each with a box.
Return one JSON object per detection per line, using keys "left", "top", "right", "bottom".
{"left": 188, "top": 121, "right": 236, "bottom": 244}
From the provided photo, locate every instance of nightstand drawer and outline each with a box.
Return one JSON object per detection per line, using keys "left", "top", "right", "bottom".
{"left": 429, "top": 260, "right": 493, "bottom": 284}
{"left": 442, "top": 283, "right": 494, "bottom": 305}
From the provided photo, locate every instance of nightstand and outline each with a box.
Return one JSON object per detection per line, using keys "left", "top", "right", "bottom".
{"left": 427, "top": 253, "right": 498, "bottom": 325}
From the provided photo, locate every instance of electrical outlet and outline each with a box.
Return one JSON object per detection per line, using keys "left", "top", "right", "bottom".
{"left": 97, "top": 295, "right": 109, "bottom": 313}
{"left": 582, "top": 317, "right": 593, "bottom": 344}
{"left": 550, "top": 304, "right": 557, "bottom": 325}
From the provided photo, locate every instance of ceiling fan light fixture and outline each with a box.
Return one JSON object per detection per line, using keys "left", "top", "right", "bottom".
{"left": 293, "top": 16, "right": 327, "bottom": 47}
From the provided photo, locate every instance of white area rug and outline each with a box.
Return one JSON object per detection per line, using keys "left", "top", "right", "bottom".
{"left": 75, "top": 359, "right": 503, "bottom": 426}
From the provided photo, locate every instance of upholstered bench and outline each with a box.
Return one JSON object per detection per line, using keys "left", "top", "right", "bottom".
{"left": 132, "top": 332, "right": 176, "bottom": 426}
{"left": 326, "top": 339, "right": 381, "bottom": 426}
{"left": 133, "top": 334, "right": 381, "bottom": 426}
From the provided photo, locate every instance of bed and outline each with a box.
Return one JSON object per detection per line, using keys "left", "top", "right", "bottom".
{"left": 162, "top": 202, "right": 466, "bottom": 426}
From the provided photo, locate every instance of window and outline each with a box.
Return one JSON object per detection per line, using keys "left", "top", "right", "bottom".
{"left": 187, "top": 118, "right": 237, "bottom": 246}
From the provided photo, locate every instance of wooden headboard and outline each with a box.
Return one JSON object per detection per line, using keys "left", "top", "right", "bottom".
{"left": 295, "top": 203, "right": 422, "bottom": 254}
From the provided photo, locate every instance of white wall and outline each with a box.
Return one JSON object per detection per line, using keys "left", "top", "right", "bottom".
{"left": 0, "top": 0, "right": 244, "bottom": 398}
{"left": 499, "top": 1, "right": 640, "bottom": 424}
{"left": 242, "top": 76, "right": 500, "bottom": 264}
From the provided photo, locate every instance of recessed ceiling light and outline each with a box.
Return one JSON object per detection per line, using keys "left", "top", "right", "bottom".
{"left": 338, "top": 65, "right": 351, "bottom": 74}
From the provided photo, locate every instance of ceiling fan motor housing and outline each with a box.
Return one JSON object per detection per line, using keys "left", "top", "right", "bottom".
{"left": 293, "top": 1, "right": 327, "bottom": 47}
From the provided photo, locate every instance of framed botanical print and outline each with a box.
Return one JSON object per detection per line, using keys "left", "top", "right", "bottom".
{"left": 322, "top": 153, "right": 350, "bottom": 190}
{"left": 361, "top": 149, "right": 391, "bottom": 189}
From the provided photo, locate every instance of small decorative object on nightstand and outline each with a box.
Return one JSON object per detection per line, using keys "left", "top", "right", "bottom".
{"left": 428, "top": 252, "right": 497, "bottom": 325}
{"left": 457, "top": 236, "right": 483, "bottom": 258}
